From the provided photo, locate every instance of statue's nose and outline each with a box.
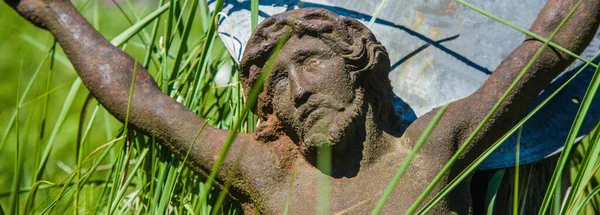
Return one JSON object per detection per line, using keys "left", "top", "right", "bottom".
{"left": 290, "top": 68, "right": 311, "bottom": 105}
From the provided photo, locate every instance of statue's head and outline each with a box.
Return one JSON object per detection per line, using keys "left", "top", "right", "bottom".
{"left": 240, "top": 8, "right": 394, "bottom": 158}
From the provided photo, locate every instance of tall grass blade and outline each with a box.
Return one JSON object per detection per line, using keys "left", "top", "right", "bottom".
{"left": 211, "top": 140, "right": 249, "bottom": 215}
{"left": 568, "top": 123, "right": 600, "bottom": 211}
{"left": 0, "top": 55, "right": 48, "bottom": 152}
{"left": 17, "top": 34, "right": 71, "bottom": 67}
{"left": 9, "top": 62, "right": 23, "bottom": 215}
{"left": 34, "top": 78, "right": 82, "bottom": 181}
{"left": 486, "top": 169, "right": 505, "bottom": 215}
{"left": 514, "top": 127, "right": 522, "bottom": 215}
{"left": 368, "top": 0, "right": 388, "bottom": 27}
{"left": 573, "top": 183, "right": 600, "bottom": 214}
{"left": 564, "top": 133, "right": 600, "bottom": 214}
{"left": 199, "top": 0, "right": 210, "bottom": 32}
{"left": 189, "top": 0, "right": 225, "bottom": 107}
{"left": 23, "top": 180, "right": 54, "bottom": 215}
{"left": 111, "top": 3, "right": 170, "bottom": 47}
{"left": 283, "top": 172, "right": 295, "bottom": 215}
{"left": 170, "top": 0, "right": 198, "bottom": 85}
{"left": 317, "top": 145, "right": 332, "bottom": 215}
{"left": 37, "top": 136, "right": 124, "bottom": 214}
{"left": 143, "top": 0, "right": 165, "bottom": 68}
{"left": 251, "top": 0, "right": 259, "bottom": 31}
{"left": 539, "top": 56, "right": 600, "bottom": 215}
{"left": 371, "top": 104, "right": 449, "bottom": 214}
{"left": 108, "top": 149, "right": 149, "bottom": 214}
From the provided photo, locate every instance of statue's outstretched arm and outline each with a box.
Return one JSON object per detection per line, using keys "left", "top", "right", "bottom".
{"left": 4, "top": 0, "right": 288, "bottom": 196}
{"left": 407, "top": 0, "right": 600, "bottom": 163}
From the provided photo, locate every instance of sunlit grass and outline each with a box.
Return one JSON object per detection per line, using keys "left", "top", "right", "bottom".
{"left": 0, "top": 0, "right": 244, "bottom": 214}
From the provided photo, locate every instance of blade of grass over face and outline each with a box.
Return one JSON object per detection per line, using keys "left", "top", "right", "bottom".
{"left": 371, "top": 104, "right": 449, "bottom": 214}
{"left": 198, "top": 32, "right": 290, "bottom": 211}
{"left": 539, "top": 54, "right": 600, "bottom": 215}
{"left": 409, "top": 1, "right": 583, "bottom": 214}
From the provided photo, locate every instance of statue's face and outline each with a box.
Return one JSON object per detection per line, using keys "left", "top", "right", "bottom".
{"left": 270, "top": 35, "right": 358, "bottom": 149}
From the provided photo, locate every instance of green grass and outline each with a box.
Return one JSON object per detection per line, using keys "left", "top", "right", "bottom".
{"left": 1, "top": 0, "right": 600, "bottom": 214}
{"left": 0, "top": 0, "right": 245, "bottom": 214}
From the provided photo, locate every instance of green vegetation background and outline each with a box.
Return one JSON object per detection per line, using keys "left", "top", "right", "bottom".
{"left": 0, "top": 0, "right": 247, "bottom": 214}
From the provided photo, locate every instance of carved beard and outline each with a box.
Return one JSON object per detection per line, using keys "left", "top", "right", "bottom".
{"left": 301, "top": 89, "right": 364, "bottom": 150}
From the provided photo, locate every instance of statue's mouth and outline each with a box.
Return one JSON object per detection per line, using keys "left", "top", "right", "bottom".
{"left": 305, "top": 108, "right": 327, "bottom": 132}
{"left": 295, "top": 95, "right": 345, "bottom": 141}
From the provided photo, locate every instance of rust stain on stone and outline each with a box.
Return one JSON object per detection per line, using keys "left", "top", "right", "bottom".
{"left": 440, "top": 0, "right": 459, "bottom": 16}
{"left": 414, "top": 10, "right": 424, "bottom": 30}
{"left": 429, "top": 26, "right": 440, "bottom": 39}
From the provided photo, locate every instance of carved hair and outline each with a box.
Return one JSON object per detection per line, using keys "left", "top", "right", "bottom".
{"left": 240, "top": 8, "right": 396, "bottom": 140}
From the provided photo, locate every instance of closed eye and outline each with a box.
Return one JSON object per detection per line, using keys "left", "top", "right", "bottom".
{"left": 293, "top": 50, "right": 316, "bottom": 63}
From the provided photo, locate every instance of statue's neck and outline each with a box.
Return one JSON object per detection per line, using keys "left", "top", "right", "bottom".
{"left": 322, "top": 104, "right": 395, "bottom": 177}
{"left": 360, "top": 106, "right": 396, "bottom": 166}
